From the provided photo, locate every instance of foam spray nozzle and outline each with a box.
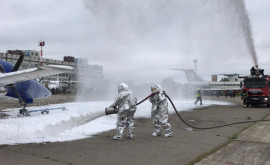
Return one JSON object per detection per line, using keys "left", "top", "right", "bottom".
{"left": 105, "top": 107, "right": 118, "bottom": 115}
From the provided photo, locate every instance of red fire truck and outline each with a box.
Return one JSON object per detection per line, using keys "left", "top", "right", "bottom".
{"left": 240, "top": 66, "right": 270, "bottom": 107}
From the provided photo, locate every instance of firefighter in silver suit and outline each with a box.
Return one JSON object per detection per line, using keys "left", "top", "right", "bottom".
{"left": 149, "top": 84, "right": 173, "bottom": 137}
{"left": 110, "top": 83, "right": 137, "bottom": 140}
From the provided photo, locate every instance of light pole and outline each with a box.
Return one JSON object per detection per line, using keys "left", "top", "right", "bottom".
{"left": 39, "top": 40, "right": 45, "bottom": 66}
{"left": 193, "top": 59, "right": 197, "bottom": 73}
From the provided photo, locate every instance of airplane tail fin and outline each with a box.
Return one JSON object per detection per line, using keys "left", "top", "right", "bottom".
{"left": 172, "top": 69, "right": 203, "bottom": 82}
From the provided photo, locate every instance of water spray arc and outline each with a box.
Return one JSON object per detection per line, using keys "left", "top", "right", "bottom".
{"left": 232, "top": 0, "right": 258, "bottom": 66}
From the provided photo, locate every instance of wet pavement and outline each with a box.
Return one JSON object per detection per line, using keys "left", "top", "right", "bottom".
{"left": 1, "top": 96, "right": 270, "bottom": 165}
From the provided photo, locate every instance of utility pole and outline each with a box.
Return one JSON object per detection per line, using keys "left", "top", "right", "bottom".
{"left": 193, "top": 59, "right": 197, "bottom": 73}
{"left": 39, "top": 40, "right": 45, "bottom": 66}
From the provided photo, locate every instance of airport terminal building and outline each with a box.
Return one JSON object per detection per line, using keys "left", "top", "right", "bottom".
{"left": 0, "top": 50, "right": 104, "bottom": 92}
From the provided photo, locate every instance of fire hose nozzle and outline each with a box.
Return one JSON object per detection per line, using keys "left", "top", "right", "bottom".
{"left": 105, "top": 107, "right": 118, "bottom": 115}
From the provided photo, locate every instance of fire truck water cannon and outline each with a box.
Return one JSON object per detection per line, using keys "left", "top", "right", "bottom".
{"left": 238, "top": 65, "right": 270, "bottom": 108}
{"left": 250, "top": 65, "right": 264, "bottom": 77}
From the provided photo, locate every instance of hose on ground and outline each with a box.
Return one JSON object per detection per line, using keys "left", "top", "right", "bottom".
{"left": 164, "top": 93, "right": 270, "bottom": 130}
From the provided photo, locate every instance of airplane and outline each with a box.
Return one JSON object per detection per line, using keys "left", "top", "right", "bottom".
{"left": 42, "top": 75, "right": 69, "bottom": 91}
{"left": 0, "top": 54, "right": 73, "bottom": 116}
{"left": 171, "top": 69, "right": 241, "bottom": 91}
{"left": 41, "top": 75, "right": 83, "bottom": 94}
{"left": 219, "top": 73, "right": 240, "bottom": 81}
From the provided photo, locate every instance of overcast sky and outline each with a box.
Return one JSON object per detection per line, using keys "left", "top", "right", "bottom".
{"left": 0, "top": 0, "right": 269, "bottom": 83}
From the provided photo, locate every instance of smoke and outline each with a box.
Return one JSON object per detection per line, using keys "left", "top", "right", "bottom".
{"left": 80, "top": 0, "right": 257, "bottom": 99}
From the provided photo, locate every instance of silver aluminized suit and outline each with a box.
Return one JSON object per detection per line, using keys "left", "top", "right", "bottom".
{"left": 110, "top": 83, "right": 137, "bottom": 140}
{"left": 149, "top": 84, "right": 173, "bottom": 137}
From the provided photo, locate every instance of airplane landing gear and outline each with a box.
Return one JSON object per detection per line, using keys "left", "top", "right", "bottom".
{"left": 19, "top": 108, "right": 30, "bottom": 116}
{"left": 41, "top": 110, "right": 49, "bottom": 114}
{"left": 18, "top": 104, "right": 30, "bottom": 116}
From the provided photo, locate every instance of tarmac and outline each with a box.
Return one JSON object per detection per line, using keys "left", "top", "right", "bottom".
{"left": 1, "top": 95, "right": 270, "bottom": 165}
{"left": 195, "top": 111, "right": 270, "bottom": 165}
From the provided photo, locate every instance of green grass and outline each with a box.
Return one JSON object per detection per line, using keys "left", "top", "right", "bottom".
{"left": 232, "top": 133, "right": 238, "bottom": 140}
{"left": 52, "top": 158, "right": 58, "bottom": 161}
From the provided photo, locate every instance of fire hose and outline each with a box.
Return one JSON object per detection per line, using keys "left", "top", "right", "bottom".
{"left": 105, "top": 91, "right": 158, "bottom": 115}
{"left": 106, "top": 91, "right": 270, "bottom": 130}
{"left": 164, "top": 93, "right": 270, "bottom": 130}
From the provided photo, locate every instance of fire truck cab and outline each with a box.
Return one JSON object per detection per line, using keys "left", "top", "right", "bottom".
{"left": 240, "top": 66, "right": 270, "bottom": 107}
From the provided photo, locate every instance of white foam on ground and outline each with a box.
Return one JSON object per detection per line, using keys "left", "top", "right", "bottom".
{"left": 0, "top": 99, "right": 233, "bottom": 145}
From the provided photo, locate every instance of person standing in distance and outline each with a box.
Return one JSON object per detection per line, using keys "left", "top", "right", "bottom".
{"left": 195, "top": 88, "right": 203, "bottom": 105}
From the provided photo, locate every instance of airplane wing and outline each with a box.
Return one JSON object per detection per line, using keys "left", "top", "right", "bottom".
{"left": 171, "top": 69, "right": 204, "bottom": 82}
{"left": 0, "top": 65, "right": 74, "bottom": 87}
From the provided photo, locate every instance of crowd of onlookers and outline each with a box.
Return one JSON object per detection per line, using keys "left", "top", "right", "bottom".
{"left": 202, "top": 90, "right": 241, "bottom": 98}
